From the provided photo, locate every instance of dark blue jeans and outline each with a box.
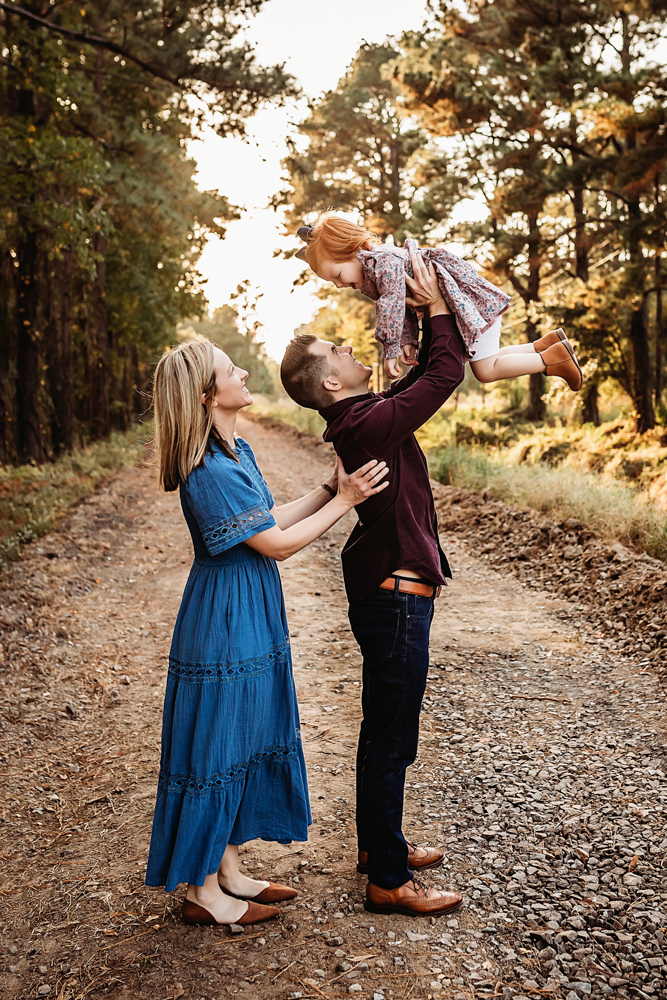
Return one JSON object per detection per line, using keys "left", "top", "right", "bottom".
{"left": 348, "top": 584, "right": 434, "bottom": 890}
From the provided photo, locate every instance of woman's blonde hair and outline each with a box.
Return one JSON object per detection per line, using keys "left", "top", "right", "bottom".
{"left": 305, "top": 213, "right": 381, "bottom": 273}
{"left": 153, "top": 339, "right": 237, "bottom": 492}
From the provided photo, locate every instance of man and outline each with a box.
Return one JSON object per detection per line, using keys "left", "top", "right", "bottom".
{"left": 280, "top": 254, "right": 464, "bottom": 917}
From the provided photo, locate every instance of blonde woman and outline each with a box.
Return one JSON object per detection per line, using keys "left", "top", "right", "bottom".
{"left": 145, "top": 339, "right": 388, "bottom": 927}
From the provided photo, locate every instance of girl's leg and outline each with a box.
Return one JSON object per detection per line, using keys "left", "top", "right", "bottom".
{"left": 471, "top": 350, "right": 545, "bottom": 383}
{"left": 217, "top": 843, "right": 270, "bottom": 897}
{"left": 496, "top": 343, "right": 538, "bottom": 355}
{"left": 185, "top": 867, "right": 248, "bottom": 923}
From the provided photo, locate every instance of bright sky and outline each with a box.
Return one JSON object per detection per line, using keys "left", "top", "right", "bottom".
{"left": 189, "top": 0, "right": 430, "bottom": 361}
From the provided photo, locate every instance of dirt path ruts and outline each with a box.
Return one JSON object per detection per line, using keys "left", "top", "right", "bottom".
{"left": 0, "top": 417, "right": 665, "bottom": 1000}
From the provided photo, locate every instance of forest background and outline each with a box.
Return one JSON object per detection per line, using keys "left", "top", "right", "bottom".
{"left": 3, "top": 0, "right": 667, "bottom": 560}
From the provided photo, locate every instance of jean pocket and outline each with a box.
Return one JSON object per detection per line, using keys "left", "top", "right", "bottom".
{"left": 406, "top": 594, "right": 434, "bottom": 621}
{"left": 348, "top": 603, "right": 402, "bottom": 663}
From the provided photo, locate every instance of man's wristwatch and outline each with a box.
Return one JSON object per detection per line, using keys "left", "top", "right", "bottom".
{"left": 321, "top": 482, "right": 336, "bottom": 499}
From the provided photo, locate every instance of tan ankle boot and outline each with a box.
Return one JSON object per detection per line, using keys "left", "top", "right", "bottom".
{"left": 541, "top": 342, "right": 583, "bottom": 391}
{"left": 534, "top": 328, "right": 571, "bottom": 353}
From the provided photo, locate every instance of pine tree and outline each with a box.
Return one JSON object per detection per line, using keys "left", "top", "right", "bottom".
{"left": 272, "top": 42, "right": 425, "bottom": 241}
{"left": 0, "top": 0, "right": 296, "bottom": 461}
{"left": 394, "top": 0, "right": 667, "bottom": 430}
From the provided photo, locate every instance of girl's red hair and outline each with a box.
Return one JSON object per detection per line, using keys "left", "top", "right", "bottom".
{"left": 305, "top": 213, "right": 381, "bottom": 272}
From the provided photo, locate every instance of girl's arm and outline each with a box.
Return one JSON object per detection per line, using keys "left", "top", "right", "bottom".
{"left": 373, "top": 254, "right": 408, "bottom": 361}
{"left": 245, "top": 459, "right": 388, "bottom": 562}
{"left": 272, "top": 465, "right": 338, "bottom": 529}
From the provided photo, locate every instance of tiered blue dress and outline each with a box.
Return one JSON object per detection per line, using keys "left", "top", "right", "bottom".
{"left": 146, "top": 437, "right": 311, "bottom": 892}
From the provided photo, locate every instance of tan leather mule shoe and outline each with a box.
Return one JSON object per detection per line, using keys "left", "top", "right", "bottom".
{"left": 181, "top": 898, "right": 279, "bottom": 926}
{"left": 220, "top": 881, "right": 298, "bottom": 904}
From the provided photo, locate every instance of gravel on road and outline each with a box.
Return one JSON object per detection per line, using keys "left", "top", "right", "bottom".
{"left": 0, "top": 415, "right": 665, "bottom": 1000}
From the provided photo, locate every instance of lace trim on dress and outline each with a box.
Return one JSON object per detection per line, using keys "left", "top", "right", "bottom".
{"left": 168, "top": 640, "right": 290, "bottom": 682}
{"left": 157, "top": 740, "right": 301, "bottom": 795}
{"left": 202, "top": 503, "right": 273, "bottom": 551}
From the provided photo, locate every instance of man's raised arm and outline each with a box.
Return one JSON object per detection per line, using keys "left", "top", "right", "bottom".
{"left": 358, "top": 257, "right": 465, "bottom": 453}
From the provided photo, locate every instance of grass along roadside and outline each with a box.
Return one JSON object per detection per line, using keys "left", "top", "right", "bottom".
{"left": 418, "top": 407, "right": 667, "bottom": 503}
{"left": 0, "top": 423, "right": 152, "bottom": 567}
{"left": 248, "top": 395, "right": 326, "bottom": 435}
{"left": 246, "top": 398, "right": 667, "bottom": 564}
{"left": 427, "top": 443, "right": 667, "bottom": 563}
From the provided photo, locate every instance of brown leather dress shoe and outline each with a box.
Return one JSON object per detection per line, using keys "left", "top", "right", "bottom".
{"left": 357, "top": 842, "right": 444, "bottom": 875}
{"left": 541, "top": 341, "right": 583, "bottom": 391}
{"left": 365, "top": 876, "right": 463, "bottom": 917}
{"left": 220, "top": 881, "right": 298, "bottom": 904}
{"left": 181, "top": 898, "right": 279, "bottom": 926}
{"left": 533, "top": 328, "right": 572, "bottom": 353}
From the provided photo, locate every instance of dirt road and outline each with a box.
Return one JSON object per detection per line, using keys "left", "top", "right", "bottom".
{"left": 1, "top": 417, "right": 666, "bottom": 1000}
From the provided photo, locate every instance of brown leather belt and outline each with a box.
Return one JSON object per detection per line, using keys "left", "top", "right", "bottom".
{"left": 379, "top": 577, "right": 441, "bottom": 598}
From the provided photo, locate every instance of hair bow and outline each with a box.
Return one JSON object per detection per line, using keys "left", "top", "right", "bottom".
{"left": 295, "top": 225, "right": 314, "bottom": 262}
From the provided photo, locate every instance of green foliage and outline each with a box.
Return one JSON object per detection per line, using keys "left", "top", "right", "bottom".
{"left": 274, "top": 6, "right": 667, "bottom": 433}
{"left": 419, "top": 402, "right": 667, "bottom": 488}
{"left": 417, "top": 406, "right": 536, "bottom": 452}
{"left": 0, "top": 0, "right": 296, "bottom": 464}
{"left": 393, "top": 1, "right": 667, "bottom": 430}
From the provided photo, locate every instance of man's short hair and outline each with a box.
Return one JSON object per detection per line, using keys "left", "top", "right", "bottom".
{"left": 280, "top": 334, "right": 336, "bottom": 410}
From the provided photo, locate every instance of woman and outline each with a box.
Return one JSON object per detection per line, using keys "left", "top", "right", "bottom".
{"left": 146, "top": 339, "right": 388, "bottom": 927}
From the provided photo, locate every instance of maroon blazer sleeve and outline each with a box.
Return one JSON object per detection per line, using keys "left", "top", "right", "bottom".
{"left": 356, "top": 314, "right": 465, "bottom": 452}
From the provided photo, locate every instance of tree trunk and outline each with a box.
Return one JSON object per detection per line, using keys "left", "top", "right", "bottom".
{"left": 522, "top": 213, "right": 546, "bottom": 421}
{"left": 90, "top": 231, "right": 110, "bottom": 439}
{"left": 524, "top": 316, "right": 546, "bottom": 422}
{"left": 81, "top": 288, "right": 93, "bottom": 430}
{"left": 131, "top": 342, "right": 143, "bottom": 415}
{"left": 621, "top": 12, "right": 653, "bottom": 434}
{"left": 14, "top": 232, "right": 45, "bottom": 463}
{"left": 59, "top": 250, "right": 74, "bottom": 451}
{"left": 526, "top": 374, "right": 546, "bottom": 421}
{"left": 655, "top": 257, "right": 664, "bottom": 408}
{"left": 573, "top": 182, "right": 589, "bottom": 283}
{"left": 44, "top": 263, "right": 61, "bottom": 457}
{"left": 580, "top": 383, "right": 600, "bottom": 425}
{"left": 389, "top": 140, "right": 401, "bottom": 222}
{"left": 88, "top": 49, "right": 110, "bottom": 439}
{"left": 110, "top": 339, "right": 128, "bottom": 432}
{"left": 44, "top": 254, "right": 73, "bottom": 454}
{"left": 0, "top": 260, "right": 11, "bottom": 463}
{"left": 630, "top": 298, "right": 655, "bottom": 433}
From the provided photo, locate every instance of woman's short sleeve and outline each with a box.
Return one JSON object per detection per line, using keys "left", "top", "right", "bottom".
{"left": 183, "top": 453, "right": 276, "bottom": 556}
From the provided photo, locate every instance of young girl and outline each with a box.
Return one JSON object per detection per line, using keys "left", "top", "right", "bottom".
{"left": 295, "top": 214, "right": 583, "bottom": 390}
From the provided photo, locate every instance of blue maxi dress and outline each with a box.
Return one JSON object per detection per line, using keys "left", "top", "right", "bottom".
{"left": 146, "top": 437, "right": 311, "bottom": 892}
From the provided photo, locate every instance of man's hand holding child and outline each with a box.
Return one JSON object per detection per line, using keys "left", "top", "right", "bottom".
{"left": 383, "top": 252, "right": 450, "bottom": 381}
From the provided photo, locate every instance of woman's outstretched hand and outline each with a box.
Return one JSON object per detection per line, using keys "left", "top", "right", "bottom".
{"left": 337, "top": 457, "right": 389, "bottom": 506}
{"left": 244, "top": 457, "right": 389, "bottom": 562}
